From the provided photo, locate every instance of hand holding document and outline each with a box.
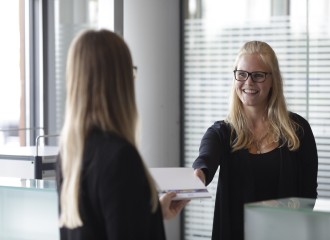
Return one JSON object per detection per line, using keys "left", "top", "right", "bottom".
{"left": 149, "top": 167, "right": 212, "bottom": 200}
{"left": 159, "top": 191, "right": 190, "bottom": 219}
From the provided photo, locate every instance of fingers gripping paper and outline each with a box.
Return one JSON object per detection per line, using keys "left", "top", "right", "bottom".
{"left": 149, "top": 167, "right": 212, "bottom": 200}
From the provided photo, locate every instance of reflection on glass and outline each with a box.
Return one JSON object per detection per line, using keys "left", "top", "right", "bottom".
{"left": 248, "top": 197, "right": 330, "bottom": 214}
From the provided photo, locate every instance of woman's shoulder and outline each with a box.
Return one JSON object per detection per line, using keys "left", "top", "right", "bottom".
{"left": 86, "top": 128, "right": 140, "bottom": 162}
{"left": 88, "top": 128, "right": 133, "bottom": 147}
{"left": 288, "top": 112, "right": 314, "bottom": 140}
{"left": 202, "top": 120, "right": 232, "bottom": 141}
{"left": 209, "top": 120, "right": 231, "bottom": 132}
{"left": 211, "top": 120, "right": 229, "bottom": 127}
{"left": 289, "top": 112, "right": 310, "bottom": 126}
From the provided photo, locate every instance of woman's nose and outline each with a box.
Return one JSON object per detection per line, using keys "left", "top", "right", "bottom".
{"left": 245, "top": 74, "right": 254, "bottom": 84}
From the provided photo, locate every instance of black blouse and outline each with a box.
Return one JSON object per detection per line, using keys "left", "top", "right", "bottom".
{"left": 56, "top": 129, "right": 166, "bottom": 240}
{"left": 193, "top": 112, "right": 318, "bottom": 240}
{"left": 246, "top": 148, "right": 281, "bottom": 202}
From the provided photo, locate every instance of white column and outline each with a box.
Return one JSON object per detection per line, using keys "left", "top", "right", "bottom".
{"left": 124, "top": 1, "right": 181, "bottom": 239}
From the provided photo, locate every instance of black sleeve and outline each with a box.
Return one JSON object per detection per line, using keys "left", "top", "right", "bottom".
{"left": 192, "top": 121, "right": 230, "bottom": 185}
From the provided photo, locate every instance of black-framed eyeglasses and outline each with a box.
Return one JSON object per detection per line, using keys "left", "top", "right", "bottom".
{"left": 233, "top": 70, "right": 271, "bottom": 83}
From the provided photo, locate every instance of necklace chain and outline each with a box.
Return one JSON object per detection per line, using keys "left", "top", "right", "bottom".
{"left": 252, "top": 131, "right": 269, "bottom": 154}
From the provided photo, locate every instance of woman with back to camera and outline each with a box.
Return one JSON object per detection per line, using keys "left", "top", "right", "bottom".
{"left": 56, "top": 29, "right": 188, "bottom": 240}
{"left": 193, "top": 41, "right": 318, "bottom": 240}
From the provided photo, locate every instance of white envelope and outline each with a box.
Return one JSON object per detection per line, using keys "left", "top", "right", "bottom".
{"left": 149, "top": 167, "right": 212, "bottom": 200}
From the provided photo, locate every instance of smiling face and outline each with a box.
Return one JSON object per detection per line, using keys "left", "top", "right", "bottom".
{"left": 235, "top": 53, "right": 272, "bottom": 110}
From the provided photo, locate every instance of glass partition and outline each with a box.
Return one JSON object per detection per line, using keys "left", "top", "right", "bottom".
{"left": 0, "top": 178, "right": 59, "bottom": 240}
{"left": 245, "top": 198, "right": 330, "bottom": 240}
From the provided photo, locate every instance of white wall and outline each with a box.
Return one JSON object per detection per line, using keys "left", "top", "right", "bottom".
{"left": 124, "top": 1, "right": 181, "bottom": 239}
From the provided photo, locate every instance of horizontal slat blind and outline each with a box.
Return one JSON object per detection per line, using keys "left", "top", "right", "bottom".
{"left": 183, "top": 15, "right": 330, "bottom": 239}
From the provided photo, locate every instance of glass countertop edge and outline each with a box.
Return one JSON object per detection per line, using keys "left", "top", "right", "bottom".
{"left": 245, "top": 197, "right": 330, "bottom": 214}
{"left": 0, "top": 177, "right": 57, "bottom": 191}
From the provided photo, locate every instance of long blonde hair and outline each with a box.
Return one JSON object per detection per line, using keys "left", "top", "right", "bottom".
{"left": 59, "top": 29, "right": 158, "bottom": 228}
{"left": 227, "top": 41, "right": 300, "bottom": 151}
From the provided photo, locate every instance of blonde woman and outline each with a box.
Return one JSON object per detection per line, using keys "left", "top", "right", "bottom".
{"left": 56, "top": 29, "right": 188, "bottom": 240}
{"left": 193, "top": 41, "right": 318, "bottom": 240}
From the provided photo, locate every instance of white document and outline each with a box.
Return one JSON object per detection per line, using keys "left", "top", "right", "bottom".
{"left": 149, "top": 167, "right": 212, "bottom": 200}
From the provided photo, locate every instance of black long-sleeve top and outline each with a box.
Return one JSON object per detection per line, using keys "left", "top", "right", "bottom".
{"left": 56, "top": 128, "right": 166, "bottom": 240}
{"left": 193, "top": 112, "right": 318, "bottom": 240}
